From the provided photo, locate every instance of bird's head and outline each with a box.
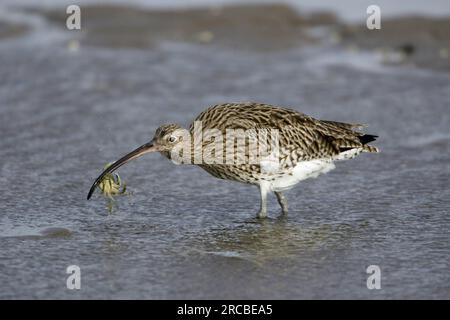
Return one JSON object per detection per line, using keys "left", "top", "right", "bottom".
{"left": 87, "top": 123, "right": 186, "bottom": 200}
{"left": 152, "top": 123, "right": 186, "bottom": 153}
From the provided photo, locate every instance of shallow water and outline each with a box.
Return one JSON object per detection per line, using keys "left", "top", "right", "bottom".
{"left": 0, "top": 4, "right": 450, "bottom": 299}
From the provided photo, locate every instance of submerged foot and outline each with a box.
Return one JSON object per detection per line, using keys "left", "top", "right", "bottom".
{"left": 256, "top": 210, "right": 267, "bottom": 219}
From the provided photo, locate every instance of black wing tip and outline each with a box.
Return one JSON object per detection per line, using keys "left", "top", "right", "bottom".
{"left": 359, "top": 134, "right": 378, "bottom": 145}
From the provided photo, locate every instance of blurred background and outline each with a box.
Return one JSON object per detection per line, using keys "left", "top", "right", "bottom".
{"left": 0, "top": 0, "right": 449, "bottom": 299}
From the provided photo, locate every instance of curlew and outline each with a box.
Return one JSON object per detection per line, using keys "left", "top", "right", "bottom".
{"left": 87, "top": 103, "right": 378, "bottom": 218}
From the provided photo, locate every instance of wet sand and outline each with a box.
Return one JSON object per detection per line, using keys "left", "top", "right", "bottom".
{"left": 36, "top": 4, "right": 336, "bottom": 50}
{"left": 23, "top": 3, "right": 450, "bottom": 71}
{"left": 0, "top": 21, "right": 28, "bottom": 40}
{"left": 339, "top": 16, "right": 450, "bottom": 71}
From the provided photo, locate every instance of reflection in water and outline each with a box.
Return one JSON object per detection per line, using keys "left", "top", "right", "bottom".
{"left": 1, "top": 227, "right": 72, "bottom": 240}
{"left": 188, "top": 217, "right": 367, "bottom": 265}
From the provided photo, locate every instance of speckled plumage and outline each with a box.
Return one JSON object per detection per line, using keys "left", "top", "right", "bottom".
{"left": 189, "top": 102, "right": 378, "bottom": 184}
{"left": 185, "top": 102, "right": 378, "bottom": 217}
{"left": 88, "top": 102, "right": 378, "bottom": 218}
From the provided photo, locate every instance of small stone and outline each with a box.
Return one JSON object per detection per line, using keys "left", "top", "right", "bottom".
{"left": 195, "top": 31, "right": 214, "bottom": 43}
{"left": 346, "top": 44, "right": 359, "bottom": 53}
{"left": 439, "top": 48, "right": 449, "bottom": 59}
{"left": 330, "top": 31, "right": 342, "bottom": 44}
{"left": 67, "top": 39, "right": 80, "bottom": 52}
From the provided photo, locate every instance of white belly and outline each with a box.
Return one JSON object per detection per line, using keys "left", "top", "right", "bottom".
{"left": 269, "top": 160, "right": 336, "bottom": 192}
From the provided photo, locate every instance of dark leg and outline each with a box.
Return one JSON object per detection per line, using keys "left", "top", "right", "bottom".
{"left": 275, "top": 191, "right": 288, "bottom": 214}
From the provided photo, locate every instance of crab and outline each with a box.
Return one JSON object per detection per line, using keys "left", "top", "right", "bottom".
{"left": 96, "top": 163, "right": 128, "bottom": 212}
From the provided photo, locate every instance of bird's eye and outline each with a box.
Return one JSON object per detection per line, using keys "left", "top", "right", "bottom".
{"left": 168, "top": 136, "right": 177, "bottom": 143}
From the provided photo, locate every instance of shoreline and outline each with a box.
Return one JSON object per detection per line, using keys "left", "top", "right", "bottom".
{"left": 0, "top": 3, "right": 449, "bottom": 71}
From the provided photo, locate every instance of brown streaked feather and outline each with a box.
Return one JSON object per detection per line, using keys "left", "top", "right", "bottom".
{"left": 191, "top": 102, "right": 378, "bottom": 155}
{"left": 321, "top": 120, "right": 366, "bottom": 131}
{"left": 188, "top": 102, "right": 378, "bottom": 183}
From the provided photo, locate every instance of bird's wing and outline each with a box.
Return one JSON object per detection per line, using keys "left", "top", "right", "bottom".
{"left": 191, "top": 103, "right": 377, "bottom": 162}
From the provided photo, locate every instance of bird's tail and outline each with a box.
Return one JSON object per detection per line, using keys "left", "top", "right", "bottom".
{"left": 321, "top": 120, "right": 379, "bottom": 153}
{"left": 359, "top": 134, "right": 379, "bottom": 153}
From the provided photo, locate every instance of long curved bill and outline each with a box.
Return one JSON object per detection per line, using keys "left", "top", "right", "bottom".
{"left": 87, "top": 141, "right": 157, "bottom": 200}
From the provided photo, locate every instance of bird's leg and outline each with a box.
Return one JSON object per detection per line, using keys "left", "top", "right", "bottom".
{"left": 257, "top": 182, "right": 270, "bottom": 218}
{"left": 275, "top": 191, "right": 288, "bottom": 214}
